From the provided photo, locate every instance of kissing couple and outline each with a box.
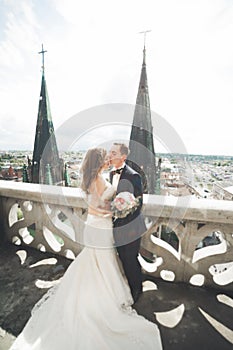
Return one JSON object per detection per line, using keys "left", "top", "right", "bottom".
{"left": 10, "top": 143, "right": 163, "bottom": 350}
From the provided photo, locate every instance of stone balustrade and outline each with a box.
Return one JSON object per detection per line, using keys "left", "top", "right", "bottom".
{"left": 0, "top": 181, "right": 232, "bottom": 291}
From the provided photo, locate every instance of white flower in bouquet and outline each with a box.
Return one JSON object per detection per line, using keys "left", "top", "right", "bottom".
{"left": 111, "top": 191, "right": 141, "bottom": 219}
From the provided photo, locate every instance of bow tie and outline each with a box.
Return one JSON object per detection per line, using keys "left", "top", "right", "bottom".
{"left": 111, "top": 168, "right": 123, "bottom": 175}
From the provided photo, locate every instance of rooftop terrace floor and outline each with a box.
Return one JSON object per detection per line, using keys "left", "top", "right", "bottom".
{"left": 0, "top": 242, "right": 232, "bottom": 350}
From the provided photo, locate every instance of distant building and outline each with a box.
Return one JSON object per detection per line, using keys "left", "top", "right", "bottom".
{"left": 127, "top": 42, "right": 158, "bottom": 194}
{"left": 1, "top": 166, "right": 18, "bottom": 181}
{"left": 212, "top": 182, "right": 233, "bottom": 200}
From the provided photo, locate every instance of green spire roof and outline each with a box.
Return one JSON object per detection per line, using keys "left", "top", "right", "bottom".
{"left": 64, "top": 163, "right": 71, "bottom": 187}
{"left": 45, "top": 164, "right": 53, "bottom": 185}
{"left": 23, "top": 164, "right": 29, "bottom": 183}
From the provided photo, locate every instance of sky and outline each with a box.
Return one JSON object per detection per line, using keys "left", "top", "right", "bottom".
{"left": 0, "top": 0, "right": 233, "bottom": 156}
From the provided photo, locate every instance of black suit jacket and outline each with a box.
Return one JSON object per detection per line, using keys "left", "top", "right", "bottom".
{"left": 111, "top": 164, "right": 147, "bottom": 245}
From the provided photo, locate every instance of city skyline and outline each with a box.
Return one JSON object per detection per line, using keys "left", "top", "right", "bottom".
{"left": 0, "top": 0, "right": 233, "bottom": 156}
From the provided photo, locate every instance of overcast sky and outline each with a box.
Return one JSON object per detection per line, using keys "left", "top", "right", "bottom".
{"left": 0, "top": 0, "right": 233, "bottom": 156}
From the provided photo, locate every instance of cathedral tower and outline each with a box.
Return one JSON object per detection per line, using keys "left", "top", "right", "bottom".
{"left": 31, "top": 45, "right": 63, "bottom": 184}
{"left": 128, "top": 40, "right": 157, "bottom": 193}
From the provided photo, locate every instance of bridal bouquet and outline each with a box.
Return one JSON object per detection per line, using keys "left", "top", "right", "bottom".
{"left": 111, "top": 191, "right": 141, "bottom": 219}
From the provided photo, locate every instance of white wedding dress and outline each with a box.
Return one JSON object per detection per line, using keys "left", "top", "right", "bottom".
{"left": 10, "top": 184, "right": 163, "bottom": 350}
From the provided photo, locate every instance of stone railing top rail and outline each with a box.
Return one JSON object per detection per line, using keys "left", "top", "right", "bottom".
{"left": 0, "top": 181, "right": 233, "bottom": 224}
{"left": 0, "top": 180, "right": 87, "bottom": 208}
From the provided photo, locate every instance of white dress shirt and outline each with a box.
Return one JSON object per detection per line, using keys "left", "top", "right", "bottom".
{"left": 112, "top": 162, "right": 125, "bottom": 190}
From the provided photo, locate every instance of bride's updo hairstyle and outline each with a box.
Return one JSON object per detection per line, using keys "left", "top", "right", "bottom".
{"left": 80, "top": 147, "right": 107, "bottom": 193}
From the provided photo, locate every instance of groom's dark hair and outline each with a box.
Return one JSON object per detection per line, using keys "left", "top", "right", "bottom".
{"left": 113, "top": 143, "right": 129, "bottom": 156}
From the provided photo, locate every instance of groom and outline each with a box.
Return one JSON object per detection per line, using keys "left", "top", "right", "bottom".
{"left": 109, "top": 143, "right": 147, "bottom": 303}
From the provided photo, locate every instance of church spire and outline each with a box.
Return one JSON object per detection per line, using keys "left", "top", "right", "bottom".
{"left": 31, "top": 45, "right": 63, "bottom": 184}
{"left": 128, "top": 34, "right": 157, "bottom": 194}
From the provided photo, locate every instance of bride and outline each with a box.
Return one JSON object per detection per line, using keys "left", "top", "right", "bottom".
{"left": 10, "top": 147, "right": 163, "bottom": 350}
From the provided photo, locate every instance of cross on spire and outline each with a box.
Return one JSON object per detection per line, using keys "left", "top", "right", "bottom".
{"left": 139, "top": 30, "right": 151, "bottom": 65}
{"left": 139, "top": 30, "right": 151, "bottom": 48}
{"left": 38, "top": 44, "right": 47, "bottom": 73}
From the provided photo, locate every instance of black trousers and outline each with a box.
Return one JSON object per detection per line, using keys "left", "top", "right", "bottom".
{"left": 116, "top": 237, "right": 142, "bottom": 299}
